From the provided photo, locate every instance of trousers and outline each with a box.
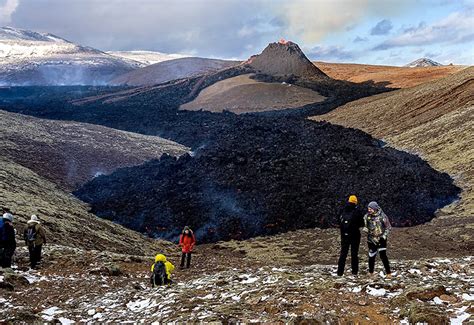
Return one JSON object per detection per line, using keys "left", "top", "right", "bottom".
{"left": 337, "top": 234, "right": 360, "bottom": 276}
{"left": 368, "top": 238, "right": 391, "bottom": 274}
{"left": 180, "top": 252, "right": 192, "bottom": 268}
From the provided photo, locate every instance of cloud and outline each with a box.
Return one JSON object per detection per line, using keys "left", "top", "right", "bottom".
{"left": 373, "top": 10, "right": 474, "bottom": 50}
{"left": 10, "top": 0, "right": 277, "bottom": 58}
{"left": 275, "top": 0, "right": 408, "bottom": 43}
{"left": 353, "top": 36, "right": 368, "bottom": 43}
{"left": 0, "top": 0, "right": 20, "bottom": 24}
{"left": 370, "top": 19, "right": 393, "bottom": 35}
{"left": 306, "top": 45, "right": 355, "bottom": 61}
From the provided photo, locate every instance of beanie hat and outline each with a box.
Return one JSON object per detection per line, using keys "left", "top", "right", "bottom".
{"left": 2, "top": 212, "right": 13, "bottom": 222}
{"left": 348, "top": 195, "right": 358, "bottom": 204}
{"left": 368, "top": 201, "right": 381, "bottom": 211}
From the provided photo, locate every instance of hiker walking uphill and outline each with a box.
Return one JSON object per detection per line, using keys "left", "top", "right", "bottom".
{"left": 24, "top": 215, "right": 47, "bottom": 269}
{"left": 179, "top": 226, "right": 196, "bottom": 269}
{"left": 0, "top": 213, "right": 16, "bottom": 269}
{"left": 150, "top": 254, "right": 175, "bottom": 287}
{"left": 337, "top": 195, "right": 365, "bottom": 276}
{"left": 363, "top": 201, "right": 392, "bottom": 277}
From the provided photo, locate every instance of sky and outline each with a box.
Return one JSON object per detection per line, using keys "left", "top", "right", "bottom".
{"left": 1, "top": 0, "right": 473, "bottom": 65}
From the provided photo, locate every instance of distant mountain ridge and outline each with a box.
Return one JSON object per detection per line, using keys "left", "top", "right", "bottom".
{"left": 0, "top": 26, "right": 139, "bottom": 85}
{"left": 111, "top": 57, "right": 240, "bottom": 86}
{"left": 0, "top": 26, "right": 69, "bottom": 42}
{"left": 107, "top": 50, "right": 189, "bottom": 66}
{"left": 405, "top": 58, "right": 442, "bottom": 67}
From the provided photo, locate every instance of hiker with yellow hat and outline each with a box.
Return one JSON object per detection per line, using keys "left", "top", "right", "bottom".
{"left": 337, "top": 195, "right": 364, "bottom": 276}
{"left": 150, "top": 254, "right": 175, "bottom": 287}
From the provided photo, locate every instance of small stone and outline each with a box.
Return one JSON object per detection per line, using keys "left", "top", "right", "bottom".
{"left": 406, "top": 285, "right": 447, "bottom": 301}
{"left": 401, "top": 303, "right": 448, "bottom": 324}
{"left": 0, "top": 281, "right": 14, "bottom": 291}
{"left": 358, "top": 299, "right": 368, "bottom": 306}
{"left": 439, "top": 294, "right": 457, "bottom": 303}
{"left": 4, "top": 273, "right": 30, "bottom": 287}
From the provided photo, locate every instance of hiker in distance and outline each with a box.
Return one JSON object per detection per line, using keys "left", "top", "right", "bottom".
{"left": 363, "top": 201, "right": 392, "bottom": 278}
{"left": 24, "top": 215, "right": 47, "bottom": 269}
{"left": 337, "top": 195, "right": 365, "bottom": 276}
{"left": 179, "top": 226, "right": 196, "bottom": 269}
{"left": 0, "top": 213, "right": 16, "bottom": 270}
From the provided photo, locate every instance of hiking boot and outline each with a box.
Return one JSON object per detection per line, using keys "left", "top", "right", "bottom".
{"left": 385, "top": 273, "right": 392, "bottom": 279}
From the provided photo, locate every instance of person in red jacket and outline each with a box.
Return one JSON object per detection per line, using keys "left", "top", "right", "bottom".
{"left": 179, "top": 226, "right": 196, "bottom": 269}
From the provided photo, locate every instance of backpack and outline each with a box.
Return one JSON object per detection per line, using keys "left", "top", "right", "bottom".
{"left": 26, "top": 225, "right": 38, "bottom": 244}
{"left": 151, "top": 261, "right": 167, "bottom": 286}
{"left": 0, "top": 218, "right": 6, "bottom": 242}
{"left": 340, "top": 212, "right": 353, "bottom": 235}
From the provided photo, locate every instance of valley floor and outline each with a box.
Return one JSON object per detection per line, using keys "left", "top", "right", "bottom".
{"left": 1, "top": 244, "right": 472, "bottom": 323}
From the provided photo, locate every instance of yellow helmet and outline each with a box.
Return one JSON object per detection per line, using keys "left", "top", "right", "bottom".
{"left": 348, "top": 195, "right": 358, "bottom": 204}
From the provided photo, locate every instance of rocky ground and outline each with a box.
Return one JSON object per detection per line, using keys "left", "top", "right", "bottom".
{"left": 0, "top": 244, "right": 472, "bottom": 324}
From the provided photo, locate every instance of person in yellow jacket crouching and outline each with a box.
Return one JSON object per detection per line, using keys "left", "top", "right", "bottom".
{"left": 150, "top": 254, "right": 175, "bottom": 287}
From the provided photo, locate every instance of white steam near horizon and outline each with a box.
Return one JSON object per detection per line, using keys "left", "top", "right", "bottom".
{"left": 0, "top": 0, "right": 19, "bottom": 24}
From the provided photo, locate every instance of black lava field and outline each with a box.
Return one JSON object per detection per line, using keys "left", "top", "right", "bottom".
{"left": 0, "top": 61, "right": 461, "bottom": 243}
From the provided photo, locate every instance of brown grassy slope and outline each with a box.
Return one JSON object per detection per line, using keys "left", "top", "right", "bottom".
{"left": 315, "top": 62, "right": 465, "bottom": 88}
{"left": 180, "top": 73, "right": 326, "bottom": 114}
{"left": 0, "top": 110, "right": 188, "bottom": 190}
{"left": 301, "top": 67, "right": 474, "bottom": 262}
{"left": 0, "top": 158, "right": 174, "bottom": 255}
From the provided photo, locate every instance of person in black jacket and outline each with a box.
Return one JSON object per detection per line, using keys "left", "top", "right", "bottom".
{"left": 337, "top": 195, "right": 364, "bottom": 276}
{"left": 0, "top": 213, "right": 17, "bottom": 269}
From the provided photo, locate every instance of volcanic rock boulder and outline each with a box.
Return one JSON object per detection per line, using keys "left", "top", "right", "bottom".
{"left": 75, "top": 117, "right": 459, "bottom": 243}
{"left": 247, "top": 40, "right": 328, "bottom": 79}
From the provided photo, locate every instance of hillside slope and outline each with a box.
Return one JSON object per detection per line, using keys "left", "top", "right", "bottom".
{"left": 311, "top": 67, "right": 474, "bottom": 253}
{"left": 0, "top": 157, "right": 172, "bottom": 255}
{"left": 0, "top": 110, "right": 188, "bottom": 190}
{"left": 315, "top": 62, "right": 464, "bottom": 88}
{"left": 111, "top": 57, "right": 239, "bottom": 86}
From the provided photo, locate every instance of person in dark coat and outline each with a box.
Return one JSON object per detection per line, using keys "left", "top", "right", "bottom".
{"left": 0, "top": 213, "right": 17, "bottom": 269}
{"left": 337, "top": 195, "right": 365, "bottom": 276}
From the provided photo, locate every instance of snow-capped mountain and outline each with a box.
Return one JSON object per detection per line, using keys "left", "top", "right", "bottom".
{"left": 0, "top": 26, "right": 139, "bottom": 86}
{"left": 405, "top": 58, "right": 443, "bottom": 68}
{"left": 107, "top": 50, "right": 189, "bottom": 66}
